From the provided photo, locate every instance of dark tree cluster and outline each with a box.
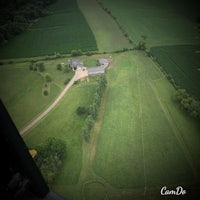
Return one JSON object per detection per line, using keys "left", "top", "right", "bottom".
{"left": 81, "top": 74, "right": 107, "bottom": 142}
{"left": 35, "top": 137, "right": 66, "bottom": 185}
{"left": 0, "top": 0, "right": 56, "bottom": 45}
{"left": 174, "top": 89, "right": 200, "bottom": 119}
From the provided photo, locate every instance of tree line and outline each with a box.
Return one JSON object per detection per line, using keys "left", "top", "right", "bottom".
{"left": 77, "top": 74, "right": 107, "bottom": 142}
{"left": 174, "top": 89, "right": 200, "bottom": 119}
{"left": 0, "top": 0, "right": 56, "bottom": 45}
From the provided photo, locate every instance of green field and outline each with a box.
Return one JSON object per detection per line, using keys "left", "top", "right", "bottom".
{"left": 23, "top": 79, "right": 97, "bottom": 199}
{"left": 0, "top": 0, "right": 97, "bottom": 59}
{"left": 1, "top": 0, "right": 200, "bottom": 199}
{"left": 99, "top": 0, "right": 200, "bottom": 47}
{"left": 77, "top": 0, "right": 130, "bottom": 52}
{"left": 0, "top": 58, "right": 73, "bottom": 130}
{"left": 1, "top": 52, "right": 199, "bottom": 199}
{"left": 92, "top": 52, "right": 199, "bottom": 199}
{"left": 150, "top": 45, "right": 200, "bottom": 99}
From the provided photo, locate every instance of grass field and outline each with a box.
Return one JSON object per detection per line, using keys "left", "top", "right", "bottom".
{"left": 0, "top": 58, "right": 74, "bottom": 130}
{"left": 23, "top": 79, "right": 97, "bottom": 199}
{"left": 99, "top": 0, "right": 200, "bottom": 47}
{"left": 3, "top": 52, "right": 198, "bottom": 199}
{"left": 150, "top": 45, "right": 200, "bottom": 99}
{"left": 0, "top": 0, "right": 97, "bottom": 59}
{"left": 77, "top": 0, "right": 131, "bottom": 52}
{"left": 92, "top": 51, "right": 200, "bottom": 198}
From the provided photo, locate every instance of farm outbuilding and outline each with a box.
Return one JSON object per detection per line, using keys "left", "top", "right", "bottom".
{"left": 87, "top": 66, "right": 105, "bottom": 75}
{"left": 99, "top": 58, "right": 109, "bottom": 67}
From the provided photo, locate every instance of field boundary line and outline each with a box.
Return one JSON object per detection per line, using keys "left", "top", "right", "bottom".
{"left": 150, "top": 81, "right": 198, "bottom": 180}
{"left": 136, "top": 64, "right": 147, "bottom": 199}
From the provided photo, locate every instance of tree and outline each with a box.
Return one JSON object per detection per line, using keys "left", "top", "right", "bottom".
{"left": 37, "top": 62, "right": 45, "bottom": 72}
{"left": 43, "top": 90, "right": 48, "bottom": 96}
{"left": 174, "top": 89, "right": 188, "bottom": 102}
{"left": 45, "top": 74, "right": 52, "bottom": 82}
{"left": 57, "top": 63, "right": 62, "bottom": 71}
{"left": 76, "top": 106, "right": 90, "bottom": 115}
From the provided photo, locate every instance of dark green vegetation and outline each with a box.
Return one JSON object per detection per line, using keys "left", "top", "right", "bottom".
{"left": 0, "top": 0, "right": 56, "bottom": 45}
{"left": 0, "top": 0, "right": 97, "bottom": 59}
{"left": 82, "top": 74, "right": 107, "bottom": 142}
{"left": 174, "top": 89, "right": 200, "bottom": 119}
{"left": 35, "top": 137, "right": 66, "bottom": 186}
{"left": 99, "top": 0, "right": 200, "bottom": 47}
{"left": 0, "top": 58, "right": 74, "bottom": 130}
{"left": 150, "top": 45, "right": 200, "bottom": 99}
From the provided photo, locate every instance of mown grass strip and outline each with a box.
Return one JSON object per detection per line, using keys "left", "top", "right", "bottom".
{"left": 77, "top": 0, "right": 130, "bottom": 52}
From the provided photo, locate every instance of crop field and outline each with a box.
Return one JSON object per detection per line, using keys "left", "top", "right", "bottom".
{"left": 99, "top": 0, "right": 200, "bottom": 47}
{"left": 150, "top": 45, "right": 200, "bottom": 99}
{"left": 0, "top": 0, "right": 97, "bottom": 59}
{"left": 77, "top": 0, "right": 130, "bottom": 52}
{"left": 0, "top": 58, "right": 73, "bottom": 130}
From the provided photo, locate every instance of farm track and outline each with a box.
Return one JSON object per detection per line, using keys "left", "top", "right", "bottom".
{"left": 20, "top": 70, "right": 88, "bottom": 135}
{"left": 150, "top": 81, "right": 199, "bottom": 180}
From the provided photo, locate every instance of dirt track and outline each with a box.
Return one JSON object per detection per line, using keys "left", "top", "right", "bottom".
{"left": 20, "top": 70, "right": 88, "bottom": 135}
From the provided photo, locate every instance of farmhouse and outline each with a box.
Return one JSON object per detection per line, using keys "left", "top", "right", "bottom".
{"left": 69, "top": 59, "right": 83, "bottom": 70}
{"left": 69, "top": 58, "right": 109, "bottom": 75}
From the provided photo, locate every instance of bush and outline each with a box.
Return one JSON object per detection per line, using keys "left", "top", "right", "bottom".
{"left": 45, "top": 74, "right": 52, "bottom": 82}
{"left": 71, "top": 49, "right": 82, "bottom": 56}
{"left": 76, "top": 106, "right": 90, "bottom": 115}
{"left": 37, "top": 62, "right": 45, "bottom": 72}
{"left": 43, "top": 90, "right": 48, "bottom": 96}
{"left": 57, "top": 64, "right": 62, "bottom": 71}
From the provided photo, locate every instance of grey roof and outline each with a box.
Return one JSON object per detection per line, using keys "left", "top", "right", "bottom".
{"left": 69, "top": 59, "right": 83, "bottom": 67}
{"left": 87, "top": 66, "right": 105, "bottom": 74}
{"left": 99, "top": 58, "right": 108, "bottom": 65}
